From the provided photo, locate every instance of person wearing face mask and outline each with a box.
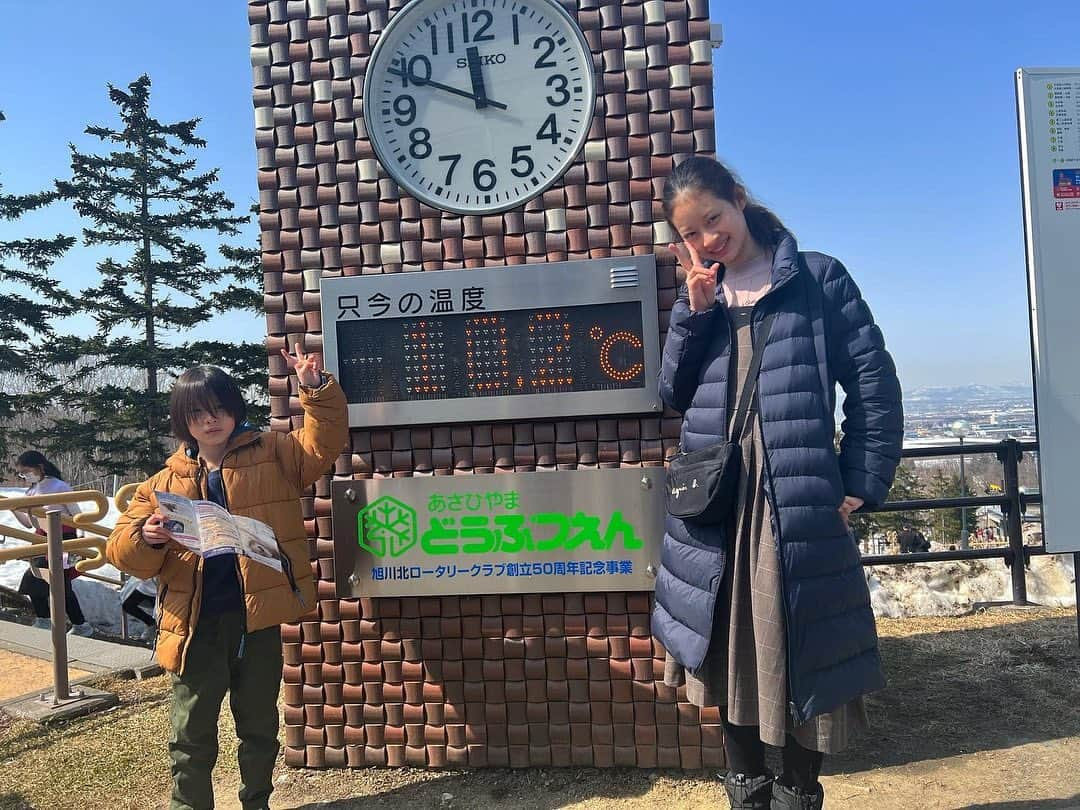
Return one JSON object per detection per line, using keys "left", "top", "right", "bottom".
{"left": 10, "top": 450, "right": 95, "bottom": 636}
{"left": 654, "top": 157, "right": 903, "bottom": 810}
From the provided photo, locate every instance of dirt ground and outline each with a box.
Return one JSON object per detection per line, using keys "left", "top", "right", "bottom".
{"left": 1, "top": 607, "right": 1078, "bottom": 810}
{"left": 0, "top": 650, "right": 91, "bottom": 702}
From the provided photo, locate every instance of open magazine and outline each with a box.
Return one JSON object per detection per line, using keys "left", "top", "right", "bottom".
{"left": 154, "top": 491, "right": 283, "bottom": 573}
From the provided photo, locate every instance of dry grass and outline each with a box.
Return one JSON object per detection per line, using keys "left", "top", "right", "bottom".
{"left": 0, "top": 608, "right": 1077, "bottom": 810}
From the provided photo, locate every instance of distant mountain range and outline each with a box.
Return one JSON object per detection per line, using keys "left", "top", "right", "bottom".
{"left": 903, "top": 384, "right": 1034, "bottom": 416}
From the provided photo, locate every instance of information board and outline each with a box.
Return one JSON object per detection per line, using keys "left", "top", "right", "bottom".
{"left": 331, "top": 468, "right": 665, "bottom": 597}
{"left": 1016, "top": 67, "right": 1080, "bottom": 553}
{"left": 321, "top": 256, "right": 662, "bottom": 425}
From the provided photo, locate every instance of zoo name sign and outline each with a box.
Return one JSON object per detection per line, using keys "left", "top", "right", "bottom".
{"left": 331, "top": 468, "right": 665, "bottom": 597}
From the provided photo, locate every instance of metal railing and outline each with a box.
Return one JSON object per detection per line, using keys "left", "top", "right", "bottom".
{"left": 0, "top": 484, "right": 143, "bottom": 699}
{"left": 860, "top": 438, "right": 1080, "bottom": 642}
{"left": 0, "top": 489, "right": 111, "bottom": 705}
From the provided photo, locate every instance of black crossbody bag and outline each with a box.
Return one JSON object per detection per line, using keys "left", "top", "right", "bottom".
{"left": 665, "top": 311, "right": 777, "bottom": 525}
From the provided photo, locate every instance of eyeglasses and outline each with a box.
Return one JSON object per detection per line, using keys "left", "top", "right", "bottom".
{"left": 15, "top": 472, "right": 34, "bottom": 480}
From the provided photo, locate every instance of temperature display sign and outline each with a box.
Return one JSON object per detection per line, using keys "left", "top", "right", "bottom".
{"left": 337, "top": 302, "right": 645, "bottom": 403}
{"left": 321, "top": 256, "right": 661, "bottom": 426}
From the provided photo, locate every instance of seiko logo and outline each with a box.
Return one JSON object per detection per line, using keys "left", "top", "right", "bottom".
{"left": 456, "top": 53, "right": 506, "bottom": 68}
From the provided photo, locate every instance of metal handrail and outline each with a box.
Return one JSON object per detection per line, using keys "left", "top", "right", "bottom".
{"left": 898, "top": 439, "right": 1037, "bottom": 459}
{"left": 0, "top": 484, "right": 140, "bottom": 573}
{"left": 0, "top": 490, "right": 112, "bottom": 573}
{"left": 862, "top": 438, "right": 1048, "bottom": 611}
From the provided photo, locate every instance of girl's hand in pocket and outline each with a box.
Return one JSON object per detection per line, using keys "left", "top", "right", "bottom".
{"left": 838, "top": 496, "right": 864, "bottom": 528}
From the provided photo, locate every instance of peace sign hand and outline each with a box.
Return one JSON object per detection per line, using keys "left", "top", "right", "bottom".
{"left": 281, "top": 343, "right": 323, "bottom": 388}
{"left": 670, "top": 242, "right": 717, "bottom": 312}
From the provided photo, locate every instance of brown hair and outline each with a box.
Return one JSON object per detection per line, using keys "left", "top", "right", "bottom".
{"left": 169, "top": 366, "right": 247, "bottom": 447}
{"left": 662, "top": 156, "right": 788, "bottom": 250}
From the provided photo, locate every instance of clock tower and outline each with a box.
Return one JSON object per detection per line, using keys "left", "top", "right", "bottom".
{"left": 250, "top": 0, "right": 721, "bottom": 770}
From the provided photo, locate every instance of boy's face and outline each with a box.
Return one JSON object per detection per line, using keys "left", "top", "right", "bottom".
{"left": 187, "top": 400, "right": 236, "bottom": 449}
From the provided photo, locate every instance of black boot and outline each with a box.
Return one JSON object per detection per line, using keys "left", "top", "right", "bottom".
{"left": 770, "top": 780, "right": 824, "bottom": 810}
{"left": 722, "top": 771, "right": 774, "bottom": 809}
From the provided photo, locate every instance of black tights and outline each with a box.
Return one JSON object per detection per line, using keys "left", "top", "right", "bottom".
{"left": 722, "top": 717, "right": 823, "bottom": 792}
{"left": 18, "top": 568, "right": 86, "bottom": 625}
{"left": 122, "top": 591, "right": 156, "bottom": 627}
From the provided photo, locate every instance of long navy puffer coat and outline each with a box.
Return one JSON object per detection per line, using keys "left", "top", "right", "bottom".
{"left": 652, "top": 231, "right": 903, "bottom": 724}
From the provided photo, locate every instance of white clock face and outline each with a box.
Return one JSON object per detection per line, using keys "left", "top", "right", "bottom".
{"left": 363, "top": 0, "right": 596, "bottom": 215}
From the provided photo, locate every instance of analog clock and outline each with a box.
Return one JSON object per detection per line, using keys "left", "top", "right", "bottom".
{"left": 363, "top": 0, "right": 596, "bottom": 215}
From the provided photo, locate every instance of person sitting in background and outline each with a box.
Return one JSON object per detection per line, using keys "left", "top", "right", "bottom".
{"left": 914, "top": 528, "right": 930, "bottom": 553}
{"left": 10, "top": 451, "right": 94, "bottom": 636}
{"left": 897, "top": 523, "right": 920, "bottom": 554}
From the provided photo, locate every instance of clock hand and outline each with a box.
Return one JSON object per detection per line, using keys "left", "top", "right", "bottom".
{"left": 387, "top": 64, "right": 508, "bottom": 111}
{"left": 465, "top": 46, "right": 488, "bottom": 110}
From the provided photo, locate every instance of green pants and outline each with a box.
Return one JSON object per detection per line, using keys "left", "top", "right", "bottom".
{"left": 168, "top": 612, "right": 282, "bottom": 810}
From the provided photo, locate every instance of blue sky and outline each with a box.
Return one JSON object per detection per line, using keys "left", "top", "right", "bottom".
{"left": 2, "top": 1, "right": 1078, "bottom": 388}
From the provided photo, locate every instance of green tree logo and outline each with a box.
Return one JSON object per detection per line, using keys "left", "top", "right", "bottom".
{"left": 357, "top": 496, "right": 417, "bottom": 557}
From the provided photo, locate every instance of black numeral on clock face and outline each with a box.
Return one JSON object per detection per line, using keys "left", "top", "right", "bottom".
{"left": 536, "top": 114, "right": 561, "bottom": 144}
{"left": 438, "top": 154, "right": 462, "bottom": 184}
{"left": 469, "top": 10, "right": 494, "bottom": 42}
{"left": 397, "top": 54, "right": 432, "bottom": 87}
{"left": 431, "top": 9, "right": 493, "bottom": 54}
{"left": 533, "top": 36, "right": 557, "bottom": 69}
{"left": 473, "top": 159, "right": 497, "bottom": 191}
{"left": 409, "top": 127, "right": 432, "bottom": 159}
{"left": 393, "top": 95, "right": 416, "bottom": 126}
{"left": 510, "top": 145, "right": 534, "bottom": 178}
{"left": 545, "top": 74, "right": 570, "bottom": 106}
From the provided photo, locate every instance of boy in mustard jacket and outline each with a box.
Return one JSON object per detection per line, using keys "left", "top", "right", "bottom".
{"left": 107, "top": 346, "right": 347, "bottom": 810}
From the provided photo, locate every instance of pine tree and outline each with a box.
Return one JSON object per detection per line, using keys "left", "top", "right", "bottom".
{"left": 202, "top": 205, "right": 270, "bottom": 427}
{"left": 46, "top": 75, "right": 250, "bottom": 476}
{"left": 876, "top": 463, "right": 928, "bottom": 537}
{"left": 0, "top": 115, "right": 75, "bottom": 458}
{"left": 925, "top": 467, "right": 976, "bottom": 547}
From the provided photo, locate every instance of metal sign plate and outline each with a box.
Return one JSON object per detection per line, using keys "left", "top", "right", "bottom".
{"left": 320, "top": 255, "right": 662, "bottom": 427}
{"left": 331, "top": 468, "right": 665, "bottom": 597}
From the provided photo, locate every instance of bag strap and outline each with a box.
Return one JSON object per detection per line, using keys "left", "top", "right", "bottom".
{"left": 729, "top": 311, "right": 778, "bottom": 441}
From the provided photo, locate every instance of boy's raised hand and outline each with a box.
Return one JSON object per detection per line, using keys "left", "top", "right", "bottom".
{"left": 281, "top": 342, "right": 323, "bottom": 388}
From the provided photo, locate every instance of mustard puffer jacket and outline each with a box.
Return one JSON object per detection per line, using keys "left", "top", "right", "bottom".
{"left": 106, "top": 378, "right": 348, "bottom": 675}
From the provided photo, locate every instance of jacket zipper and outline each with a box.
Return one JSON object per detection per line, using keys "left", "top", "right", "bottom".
{"left": 215, "top": 439, "right": 306, "bottom": 657}
{"left": 746, "top": 268, "right": 806, "bottom": 725}
{"left": 177, "top": 465, "right": 206, "bottom": 676}
{"left": 215, "top": 449, "right": 250, "bottom": 659}
{"left": 218, "top": 439, "right": 302, "bottom": 600}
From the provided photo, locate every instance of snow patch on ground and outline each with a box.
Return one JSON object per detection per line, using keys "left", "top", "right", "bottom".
{"left": 868, "top": 552, "right": 1076, "bottom": 618}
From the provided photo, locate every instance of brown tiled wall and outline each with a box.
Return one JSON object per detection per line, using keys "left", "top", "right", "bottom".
{"left": 250, "top": 0, "right": 719, "bottom": 768}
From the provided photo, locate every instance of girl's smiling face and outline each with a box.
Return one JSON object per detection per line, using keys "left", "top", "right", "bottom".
{"left": 669, "top": 189, "right": 758, "bottom": 267}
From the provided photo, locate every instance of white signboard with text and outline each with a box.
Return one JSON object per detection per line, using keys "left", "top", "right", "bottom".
{"left": 1016, "top": 67, "right": 1080, "bottom": 553}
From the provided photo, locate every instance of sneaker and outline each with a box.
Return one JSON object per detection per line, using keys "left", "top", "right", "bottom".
{"left": 31, "top": 617, "right": 52, "bottom": 630}
{"left": 69, "top": 622, "right": 94, "bottom": 637}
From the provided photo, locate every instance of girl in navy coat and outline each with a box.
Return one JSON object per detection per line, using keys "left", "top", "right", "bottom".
{"left": 654, "top": 157, "right": 903, "bottom": 810}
